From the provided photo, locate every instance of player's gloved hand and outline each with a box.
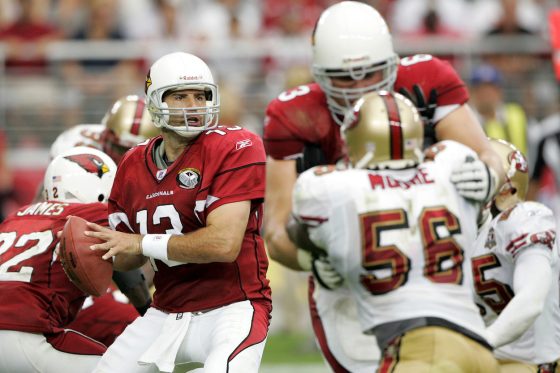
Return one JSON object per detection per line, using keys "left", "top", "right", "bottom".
{"left": 450, "top": 156, "right": 499, "bottom": 204}
{"left": 297, "top": 249, "right": 344, "bottom": 290}
{"left": 398, "top": 85, "right": 438, "bottom": 126}
{"left": 297, "top": 143, "right": 327, "bottom": 173}
{"left": 311, "top": 256, "right": 344, "bottom": 290}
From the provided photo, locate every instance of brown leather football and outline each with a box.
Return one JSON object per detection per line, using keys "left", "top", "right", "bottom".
{"left": 59, "top": 216, "right": 112, "bottom": 297}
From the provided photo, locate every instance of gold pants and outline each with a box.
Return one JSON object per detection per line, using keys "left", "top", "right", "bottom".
{"left": 378, "top": 326, "right": 499, "bottom": 373}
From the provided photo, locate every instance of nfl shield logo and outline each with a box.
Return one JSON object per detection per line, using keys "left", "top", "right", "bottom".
{"left": 177, "top": 168, "right": 200, "bottom": 189}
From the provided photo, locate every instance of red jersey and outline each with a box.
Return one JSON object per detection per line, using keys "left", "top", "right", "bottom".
{"left": 0, "top": 201, "right": 108, "bottom": 333}
{"left": 109, "top": 127, "right": 271, "bottom": 313}
{"left": 67, "top": 286, "right": 139, "bottom": 347}
{"left": 264, "top": 55, "right": 468, "bottom": 163}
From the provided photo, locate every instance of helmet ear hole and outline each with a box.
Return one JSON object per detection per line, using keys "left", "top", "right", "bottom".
{"left": 98, "top": 194, "right": 105, "bottom": 202}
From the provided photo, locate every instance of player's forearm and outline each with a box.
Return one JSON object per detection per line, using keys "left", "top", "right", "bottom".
{"left": 478, "top": 147, "right": 506, "bottom": 186}
{"left": 487, "top": 288, "right": 542, "bottom": 348}
{"left": 486, "top": 252, "right": 551, "bottom": 348}
{"left": 165, "top": 225, "right": 242, "bottom": 263}
{"left": 264, "top": 226, "right": 304, "bottom": 270}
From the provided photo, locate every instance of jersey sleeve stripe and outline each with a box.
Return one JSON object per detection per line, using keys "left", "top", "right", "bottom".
{"left": 213, "top": 162, "right": 266, "bottom": 178}
{"left": 297, "top": 215, "right": 329, "bottom": 227}
{"left": 196, "top": 162, "right": 266, "bottom": 194}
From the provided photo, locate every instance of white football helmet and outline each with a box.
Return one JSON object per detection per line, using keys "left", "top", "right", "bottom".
{"left": 312, "top": 1, "right": 398, "bottom": 125}
{"left": 145, "top": 52, "right": 220, "bottom": 138}
{"left": 44, "top": 147, "right": 117, "bottom": 203}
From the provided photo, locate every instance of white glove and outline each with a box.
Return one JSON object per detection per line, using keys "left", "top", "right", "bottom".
{"left": 312, "top": 256, "right": 344, "bottom": 290}
{"left": 450, "top": 156, "right": 498, "bottom": 204}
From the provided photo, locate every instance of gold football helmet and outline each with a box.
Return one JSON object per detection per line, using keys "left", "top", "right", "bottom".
{"left": 488, "top": 138, "right": 529, "bottom": 211}
{"left": 100, "top": 95, "right": 160, "bottom": 163}
{"left": 341, "top": 91, "right": 424, "bottom": 169}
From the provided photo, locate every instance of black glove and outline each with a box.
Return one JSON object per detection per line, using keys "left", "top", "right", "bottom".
{"left": 398, "top": 85, "right": 438, "bottom": 126}
{"left": 399, "top": 85, "right": 438, "bottom": 147}
{"left": 296, "top": 143, "right": 327, "bottom": 174}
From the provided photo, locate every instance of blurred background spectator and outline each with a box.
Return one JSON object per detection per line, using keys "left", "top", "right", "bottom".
{"left": 61, "top": 0, "right": 139, "bottom": 125}
{"left": 0, "top": 0, "right": 60, "bottom": 73}
{"left": 469, "top": 63, "right": 530, "bottom": 155}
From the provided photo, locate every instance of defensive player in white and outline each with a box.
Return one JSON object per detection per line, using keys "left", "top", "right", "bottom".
{"left": 289, "top": 91, "right": 499, "bottom": 372}
{"left": 472, "top": 139, "right": 560, "bottom": 372}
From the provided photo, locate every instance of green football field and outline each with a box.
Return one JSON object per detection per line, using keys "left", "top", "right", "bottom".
{"left": 173, "top": 332, "right": 326, "bottom": 372}
{"left": 262, "top": 332, "right": 324, "bottom": 365}
{"left": 261, "top": 332, "right": 326, "bottom": 372}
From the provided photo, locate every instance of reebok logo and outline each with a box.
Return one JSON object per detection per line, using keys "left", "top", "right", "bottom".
{"left": 235, "top": 139, "right": 252, "bottom": 150}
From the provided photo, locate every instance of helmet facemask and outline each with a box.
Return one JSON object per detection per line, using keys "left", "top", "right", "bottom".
{"left": 313, "top": 57, "right": 399, "bottom": 125}
{"left": 148, "top": 83, "right": 220, "bottom": 139}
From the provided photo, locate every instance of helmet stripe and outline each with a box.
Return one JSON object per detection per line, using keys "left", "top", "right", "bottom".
{"left": 381, "top": 92, "right": 403, "bottom": 160}
{"left": 130, "top": 99, "right": 145, "bottom": 136}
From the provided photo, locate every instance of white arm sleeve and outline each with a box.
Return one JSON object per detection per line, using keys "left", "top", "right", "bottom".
{"left": 486, "top": 248, "right": 552, "bottom": 348}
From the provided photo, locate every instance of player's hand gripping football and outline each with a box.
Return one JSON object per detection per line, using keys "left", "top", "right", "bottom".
{"left": 450, "top": 156, "right": 499, "bottom": 204}
{"left": 86, "top": 222, "right": 143, "bottom": 260}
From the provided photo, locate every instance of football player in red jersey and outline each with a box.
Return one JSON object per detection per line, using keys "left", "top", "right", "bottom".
{"left": 84, "top": 52, "right": 271, "bottom": 373}
{"left": 263, "top": 2, "right": 505, "bottom": 372}
{"left": 49, "top": 95, "right": 157, "bottom": 347}
{"left": 0, "top": 147, "right": 116, "bottom": 373}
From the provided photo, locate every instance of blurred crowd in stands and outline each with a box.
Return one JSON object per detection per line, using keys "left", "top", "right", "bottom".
{"left": 1, "top": 2, "right": 560, "bottom": 330}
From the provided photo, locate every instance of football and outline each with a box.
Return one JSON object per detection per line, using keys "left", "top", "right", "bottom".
{"left": 59, "top": 216, "right": 113, "bottom": 297}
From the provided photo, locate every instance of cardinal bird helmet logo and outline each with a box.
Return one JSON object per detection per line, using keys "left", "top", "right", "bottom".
{"left": 64, "top": 154, "right": 110, "bottom": 178}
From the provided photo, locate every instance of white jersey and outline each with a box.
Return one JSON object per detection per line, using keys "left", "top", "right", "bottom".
{"left": 292, "top": 140, "right": 486, "bottom": 340}
{"left": 473, "top": 202, "right": 560, "bottom": 364}
{"left": 50, "top": 124, "right": 104, "bottom": 159}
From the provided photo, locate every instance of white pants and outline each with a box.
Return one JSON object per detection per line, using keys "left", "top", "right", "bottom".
{"left": 0, "top": 330, "right": 101, "bottom": 373}
{"left": 94, "top": 300, "right": 270, "bottom": 373}
{"left": 308, "top": 277, "right": 380, "bottom": 373}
